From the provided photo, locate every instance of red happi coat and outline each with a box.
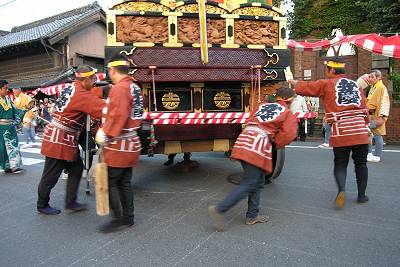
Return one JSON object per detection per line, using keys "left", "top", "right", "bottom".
{"left": 295, "top": 74, "right": 370, "bottom": 147}
{"left": 231, "top": 100, "right": 298, "bottom": 173}
{"left": 102, "top": 77, "right": 143, "bottom": 168}
{"left": 41, "top": 82, "right": 106, "bottom": 161}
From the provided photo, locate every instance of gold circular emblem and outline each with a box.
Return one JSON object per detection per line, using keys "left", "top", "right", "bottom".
{"left": 214, "top": 92, "right": 231, "bottom": 109}
{"left": 162, "top": 92, "right": 180, "bottom": 110}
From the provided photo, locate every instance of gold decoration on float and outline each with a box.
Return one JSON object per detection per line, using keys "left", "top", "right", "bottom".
{"left": 214, "top": 92, "right": 231, "bottom": 109}
{"left": 113, "top": 2, "right": 170, "bottom": 12}
{"left": 264, "top": 49, "right": 279, "bottom": 67}
{"left": 162, "top": 92, "right": 181, "bottom": 110}
{"left": 263, "top": 70, "right": 278, "bottom": 80}
{"left": 232, "top": 7, "right": 281, "bottom": 17}
{"left": 120, "top": 47, "right": 137, "bottom": 66}
{"left": 234, "top": 20, "right": 278, "bottom": 46}
{"left": 116, "top": 16, "right": 169, "bottom": 43}
{"left": 175, "top": 4, "right": 227, "bottom": 14}
{"left": 178, "top": 18, "right": 225, "bottom": 44}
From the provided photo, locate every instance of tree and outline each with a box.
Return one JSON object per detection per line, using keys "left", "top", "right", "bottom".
{"left": 287, "top": 0, "right": 400, "bottom": 39}
{"left": 247, "top": 0, "right": 285, "bottom": 5}
{"left": 357, "top": 0, "right": 400, "bottom": 34}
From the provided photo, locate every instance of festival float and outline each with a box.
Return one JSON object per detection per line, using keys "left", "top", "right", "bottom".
{"left": 105, "top": 0, "right": 299, "bottom": 178}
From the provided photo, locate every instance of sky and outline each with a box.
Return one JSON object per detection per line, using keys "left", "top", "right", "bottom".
{"left": 0, "top": 0, "right": 292, "bottom": 31}
{"left": 0, "top": 0, "right": 116, "bottom": 31}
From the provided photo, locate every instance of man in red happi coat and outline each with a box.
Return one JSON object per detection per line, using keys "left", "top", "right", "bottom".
{"left": 209, "top": 87, "right": 298, "bottom": 231}
{"left": 288, "top": 57, "right": 370, "bottom": 209}
{"left": 96, "top": 55, "right": 143, "bottom": 233}
{"left": 37, "top": 65, "right": 106, "bottom": 215}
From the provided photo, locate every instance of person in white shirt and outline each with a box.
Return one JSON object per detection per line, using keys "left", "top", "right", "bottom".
{"left": 290, "top": 95, "right": 308, "bottom": 141}
{"left": 305, "top": 96, "right": 319, "bottom": 137}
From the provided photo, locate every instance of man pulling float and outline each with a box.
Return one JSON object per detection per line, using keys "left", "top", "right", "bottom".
{"left": 36, "top": 65, "right": 106, "bottom": 215}
{"left": 288, "top": 58, "right": 370, "bottom": 209}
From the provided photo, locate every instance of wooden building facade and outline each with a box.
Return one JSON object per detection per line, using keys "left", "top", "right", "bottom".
{"left": 0, "top": 2, "right": 106, "bottom": 89}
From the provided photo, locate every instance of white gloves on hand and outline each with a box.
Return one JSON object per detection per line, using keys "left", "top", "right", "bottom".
{"left": 95, "top": 128, "right": 107, "bottom": 145}
{"left": 284, "top": 66, "right": 294, "bottom": 81}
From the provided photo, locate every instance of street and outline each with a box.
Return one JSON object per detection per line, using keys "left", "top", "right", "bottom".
{"left": 0, "top": 136, "right": 399, "bottom": 267}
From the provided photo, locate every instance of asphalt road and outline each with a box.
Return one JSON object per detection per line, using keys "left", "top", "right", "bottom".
{"left": 0, "top": 137, "right": 399, "bottom": 267}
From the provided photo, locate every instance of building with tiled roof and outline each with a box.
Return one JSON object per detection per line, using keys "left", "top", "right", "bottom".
{"left": 0, "top": 30, "right": 9, "bottom": 37}
{"left": 0, "top": 2, "right": 106, "bottom": 89}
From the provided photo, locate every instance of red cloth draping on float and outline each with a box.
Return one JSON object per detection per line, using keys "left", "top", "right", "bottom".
{"left": 34, "top": 83, "right": 70, "bottom": 96}
{"left": 288, "top": 33, "right": 400, "bottom": 58}
{"left": 8, "top": 73, "right": 107, "bottom": 98}
{"left": 142, "top": 111, "right": 316, "bottom": 125}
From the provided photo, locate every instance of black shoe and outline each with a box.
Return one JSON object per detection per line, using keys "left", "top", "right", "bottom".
{"left": 98, "top": 218, "right": 134, "bottom": 233}
{"left": 357, "top": 195, "right": 369, "bottom": 204}
{"left": 37, "top": 206, "right": 61, "bottom": 215}
{"left": 120, "top": 216, "right": 134, "bottom": 226}
{"left": 163, "top": 159, "right": 174, "bottom": 166}
{"left": 4, "top": 168, "right": 24, "bottom": 174}
{"left": 65, "top": 202, "right": 88, "bottom": 213}
{"left": 11, "top": 168, "right": 24, "bottom": 174}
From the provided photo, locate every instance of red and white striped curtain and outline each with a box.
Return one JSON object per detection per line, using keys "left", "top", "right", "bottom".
{"left": 11, "top": 72, "right": 107, "bottom": 98}
{"left": 288, "top": 33, "right": 400, "bottom": 58}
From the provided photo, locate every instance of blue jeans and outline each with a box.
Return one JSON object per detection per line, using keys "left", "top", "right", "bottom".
{"left": 23, "top": 126, "right": 35, "bottom": 144}
{"left": 368, "top": 134, "right": 383, "bottom": 157}
{"left": 217, "top": 161, "right": 265, "bottom": 219}
{"left": 324, "top": 122, "right": 331, "bottom": 144}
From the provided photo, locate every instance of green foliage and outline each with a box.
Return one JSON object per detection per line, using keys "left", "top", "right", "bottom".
{"left": 389, "top": 71, "right": 400, "bottom": 101}
{"left": 356, "top": 0, "right": 400, "bottom": 33}
{"left": 288, "top": 0, "right": 400, "bottom": 39}
{"left": 247, "top": 0, "right": 284, "bottom": 5}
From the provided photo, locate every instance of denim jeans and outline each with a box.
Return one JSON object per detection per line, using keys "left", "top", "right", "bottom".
{"left": 217, "top": 161, "right": 265, "bottom": 219}
{"left": 324, "top": 123, "right": 331, "bottom": 144}
{"left": 333, "top": 144, "right": 368, "bottom": 197}
{"left": 23, "top": 126, "right": 35, "bottom": 144}
{"left": 368, "top": 134, "right": 383, "bottom": 157}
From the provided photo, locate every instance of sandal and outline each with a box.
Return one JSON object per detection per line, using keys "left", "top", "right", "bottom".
{"left": 245, "top": 215, "right": 269, "bottom": 225}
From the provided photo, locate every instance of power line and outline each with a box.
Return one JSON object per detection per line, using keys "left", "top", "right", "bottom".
{"left": 0, "top": 0, "right": 16, "bottom": 9}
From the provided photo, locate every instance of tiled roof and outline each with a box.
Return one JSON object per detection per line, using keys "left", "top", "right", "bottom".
{"left": 0, "top": 30, "right": 9, "bottom": 36}
{"left": 0, "top": 2, "right": 102, "bottom": 49}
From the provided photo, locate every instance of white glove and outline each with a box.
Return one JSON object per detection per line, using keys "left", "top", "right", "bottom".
{"left": 95, "top": 128, "right": 107, "bottom": 145}
{"left": 284, "top": 66, "right": 294, "bottom": 81}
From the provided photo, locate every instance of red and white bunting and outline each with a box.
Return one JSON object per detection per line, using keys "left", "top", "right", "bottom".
{"left": 19, "top": 73, "right": 106, "bottom": 97}
{"left": 143, "top": 112, "right": 316, "bottom": 125}
{"left": 354, "top": 34, "right": 400, "bottom": 58}
{"left": 288, "top": 33, "right": 400, "bottom": 58}
{"left": 32, "top": 83, "right": 71, "bottom": 96}
{"left": 96, "top": 73, "right": 106, "bottom": 81}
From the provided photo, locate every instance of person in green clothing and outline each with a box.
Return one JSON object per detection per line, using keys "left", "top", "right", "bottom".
{"left": 0, "top": 80, "right": 25, "bottom": 174}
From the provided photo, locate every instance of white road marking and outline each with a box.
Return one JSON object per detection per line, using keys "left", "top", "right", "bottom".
{"left": 22, "top": 158, "right": 45, "bottom": 166}
{"left": 287, "top": 145, "right": 321, "bottom": 150}
{"left": 287, "top": 145, "right": 400, "bottom": 153}
{"left": 20, "top": 147, "right": 41, "bottom": 154}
